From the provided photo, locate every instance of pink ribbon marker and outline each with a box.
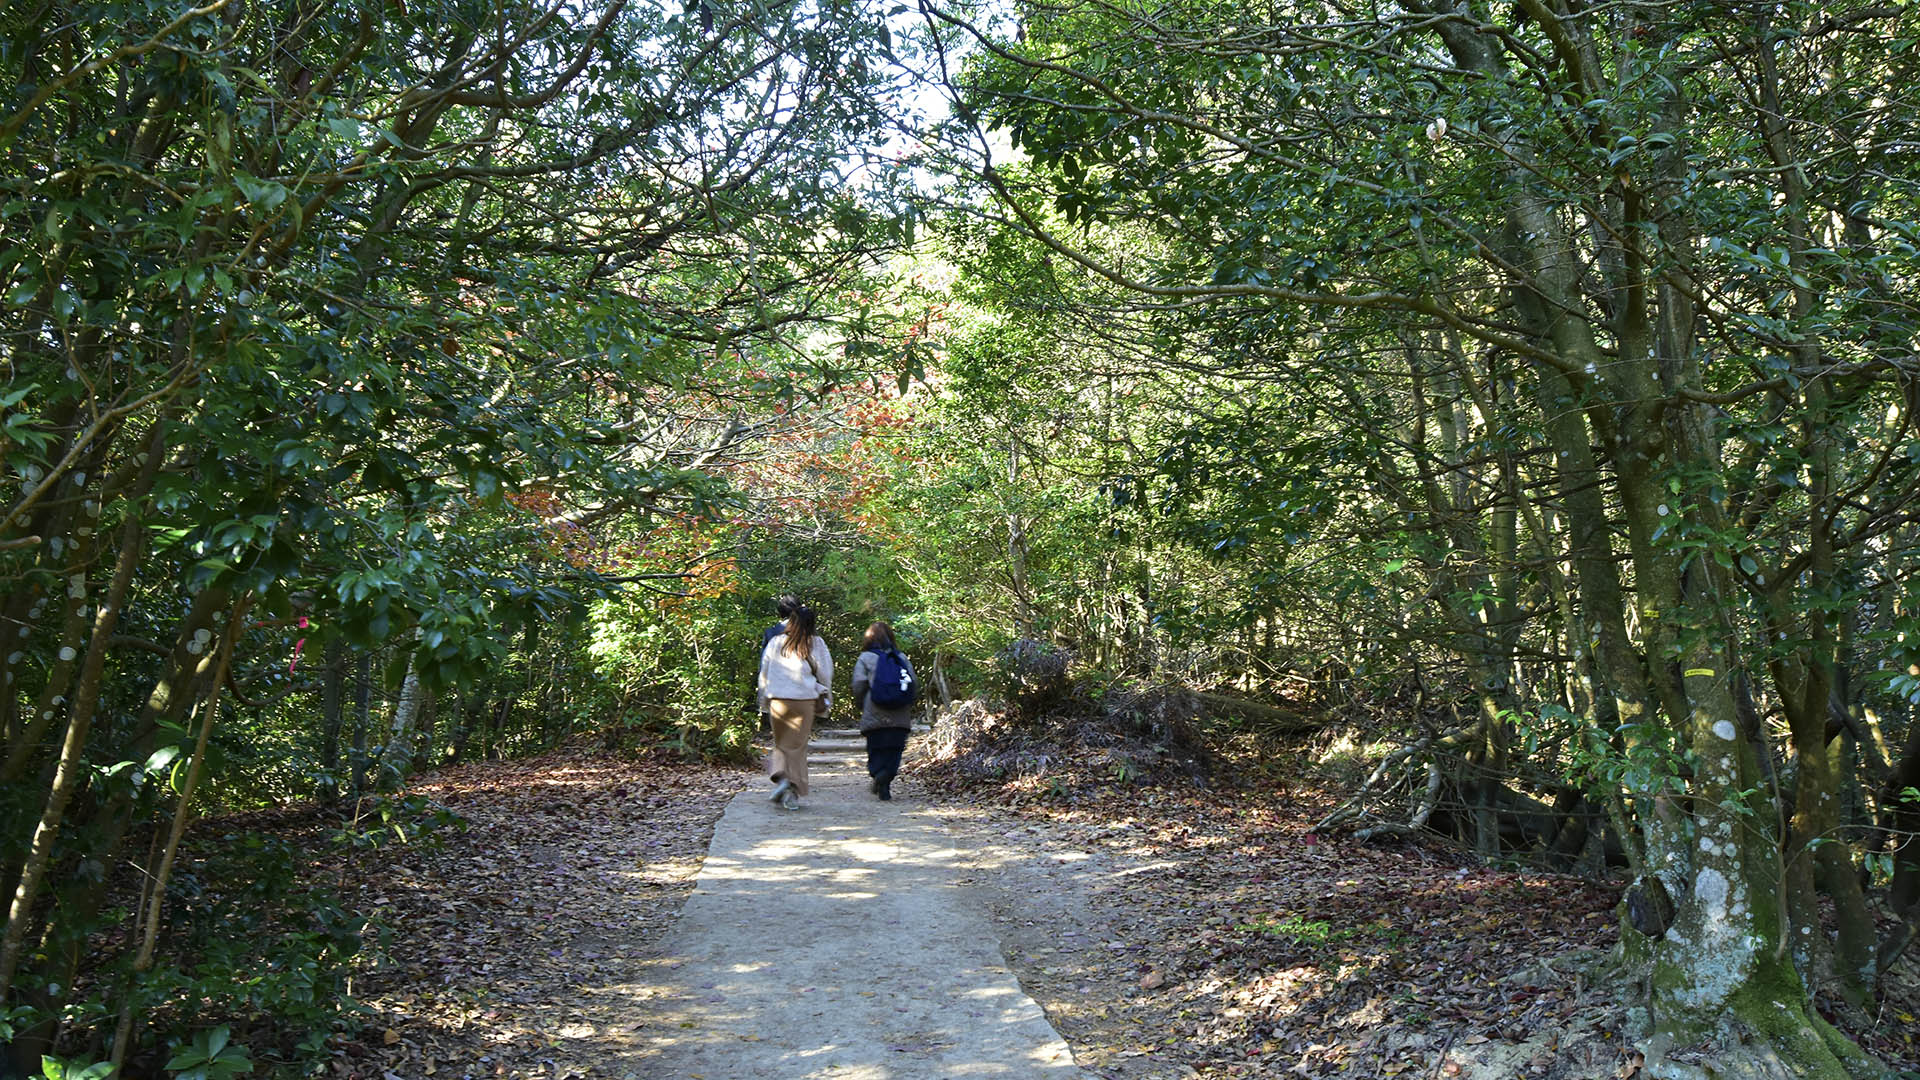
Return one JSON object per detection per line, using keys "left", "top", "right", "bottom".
{"left": 289, "top": 616, "right": 309, "bottom": 674}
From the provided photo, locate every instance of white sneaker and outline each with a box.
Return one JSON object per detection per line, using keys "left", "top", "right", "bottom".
{"left": 768, "top": 778, "right": 792, "bottom": 803}
{"left": 780, "top": 791, "right": 800, "bottom": 811}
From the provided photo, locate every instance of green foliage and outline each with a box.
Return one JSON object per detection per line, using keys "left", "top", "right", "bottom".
{"left": 2, "top": 0, "right": 911, "bottom": 1065}
{"left": 37, "top": 1057, "right": 113, "bottom": 1080}
{"left": 1508, "top": 701, "right": 1686, "bottom": 799}
{"left": 585, "top": 586, "right": 767, "bottom": 761}
{"left": 325, "top": 794, "right": 464, "bottom": 853}
{"left": 1236, "top": 915, "right": 1404, "bottom": 951}
{"left": 899, "top": 0, "right": 1920, "bottom": 1059}
{"left": 5, "top": 0, "right": 1920, "bottom": 1073}
{"left": 164, "top": 1027, "right": 252, "bottom": 1080}
{"left": 1238, "top": 915, "right": 1339, "bottom": 944}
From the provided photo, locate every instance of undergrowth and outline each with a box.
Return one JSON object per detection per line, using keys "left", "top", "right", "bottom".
{"left": 26, "top": 795, "right": 462, "bottom": 1080}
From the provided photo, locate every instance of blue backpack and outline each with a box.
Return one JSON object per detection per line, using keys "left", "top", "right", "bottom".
{"left": 869, "top": 648, "right": 917, "bottom": 709}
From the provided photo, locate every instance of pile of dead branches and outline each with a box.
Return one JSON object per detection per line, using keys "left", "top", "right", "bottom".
{"left": 1311, "top": 725, "right": 1621, "bottom": 875}
{"left": 909, "top": 680, "right": 1219, "bottom": 796}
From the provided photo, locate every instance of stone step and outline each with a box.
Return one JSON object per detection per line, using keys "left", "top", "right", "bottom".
{"left": 812, "top": 725, "right": 930, "bottom": 740}
{"left": 753, "top": 728, "right": 928, "bottom": 761}
{"left": 756, "top": 736, "right": 920, "bottom": 749}
{"left": 758, "top": 736, "right": 861, "bottom": 747}
{"left": 782, "top": 750, "right": 922, "bottom": 766}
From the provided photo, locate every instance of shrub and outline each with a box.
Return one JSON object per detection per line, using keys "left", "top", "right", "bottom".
{"left": 992, "top": 639, "right": 1074, "bottom": 722}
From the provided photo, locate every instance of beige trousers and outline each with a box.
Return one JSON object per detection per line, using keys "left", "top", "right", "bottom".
{"left": 766, "top": 697, "right": 816, "bottom": 796}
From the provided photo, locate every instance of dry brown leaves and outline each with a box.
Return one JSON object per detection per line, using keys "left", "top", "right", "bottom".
{"left": 926, "top": 768, "right": 1920, "bottom": 1079}
{"left": 228, "top": 735, "right": 1916, "bottom": 1080}
{"left": 927, "top": 775, "right": 1629, "bottom": 1080}
{"left": 312, "top": 748, "right": 749, "bottom": 1080}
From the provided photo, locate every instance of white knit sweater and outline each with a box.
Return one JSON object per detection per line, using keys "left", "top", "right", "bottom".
{"left": 758, "top": 634, "right": 833, "bottom": 710}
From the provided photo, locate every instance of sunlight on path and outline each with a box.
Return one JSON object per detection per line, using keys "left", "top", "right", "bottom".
{"left": 614, "top": 762, "right": 1085, "bottom": 1078}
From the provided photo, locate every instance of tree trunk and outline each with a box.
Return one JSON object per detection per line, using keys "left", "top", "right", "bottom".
{"left": 319, "top": 638, "right": 346, "bottom": 801}
{"left": 413, "top": 686, "right": 440, "bottom": 772}
{"left": 1491, "top": 48, "right": 1871, "bottom": 1076}
{"left": 350, "top": 650, "right": 373, "bottom": 798}
{"left": 377, "top": 644, "right": 423, "bottom": 791}
{"left": 1881, "top": 720, "right": 1920, "bottom": 956}
{"left": 931, "top": 651, "right": 954, "bottom": 710}
{"left": 451, "top": 687, "right": 483, "bottom": 764}
{"left": 107, "top": 593, "right": 252, "bottom": 1076}
{"left": 0, "top": 425, "right": 161, "bottom": 1006}
{"left": 1005, "top": 435, "right": 1038, "bottom": 636}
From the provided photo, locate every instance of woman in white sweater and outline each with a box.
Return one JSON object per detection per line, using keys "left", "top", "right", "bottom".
{"left": 757, "top": 606, "right": 833, "bottom": 810}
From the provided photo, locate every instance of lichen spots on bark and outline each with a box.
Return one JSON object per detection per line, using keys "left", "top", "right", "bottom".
{"left": 1652, "top": 865, "right": 1757, "bottom": 1012}
{"left": 1646, "top": 925, "right": 1883, "bottom": 1078}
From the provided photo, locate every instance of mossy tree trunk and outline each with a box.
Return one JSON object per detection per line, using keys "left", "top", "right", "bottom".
{"left": 1475, "top": 18, "right": 1881, "bottom": 1071}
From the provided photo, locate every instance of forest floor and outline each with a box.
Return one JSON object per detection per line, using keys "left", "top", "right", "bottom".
{"left": 913, "top": 769, "right": 1643, "bottom": 1080}
{"left": 295, "top": 741, "right": 1920, "bottom": 1080}
{"left": 312, "top": 748, "right": 745, "bottom": 1079}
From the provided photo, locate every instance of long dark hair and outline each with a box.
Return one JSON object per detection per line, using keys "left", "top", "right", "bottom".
{"left": 782, "top": 606, "right": 818, "bottom": 663}
{"left": 861, "top": 622, "right": 895, "bottom": 653}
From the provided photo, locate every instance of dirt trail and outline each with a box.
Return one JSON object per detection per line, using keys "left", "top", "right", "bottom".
{"left": 618, "top": 758, "right": 1084, "bottom": 1078}
{"left": 325, "top": 747, "right": 1916, "bottom": 1080}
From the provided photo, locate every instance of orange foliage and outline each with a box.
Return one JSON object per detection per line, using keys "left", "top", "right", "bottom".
{"left": 707, "top": 380, "right": 927, "bottom": 551}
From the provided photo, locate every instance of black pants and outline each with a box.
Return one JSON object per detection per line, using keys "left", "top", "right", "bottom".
{"left": 865, "top": 727, "right": 909, "bottom": 779}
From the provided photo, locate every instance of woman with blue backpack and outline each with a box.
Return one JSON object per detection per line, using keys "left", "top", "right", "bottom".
{"left": 849, "top": 621, "right": 918, "bottom": 800}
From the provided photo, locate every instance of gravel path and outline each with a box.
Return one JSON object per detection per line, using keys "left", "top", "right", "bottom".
{"left": 621, "top": 753, "right": 1085, "bottom": 1078}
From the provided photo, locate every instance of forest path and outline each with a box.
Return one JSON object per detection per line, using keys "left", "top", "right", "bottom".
{"left": 618, "top": 757, "right": 1085, "bottom": 1078}
{"left": 330, "top": 744, "right": 1658, "bottom": 1080}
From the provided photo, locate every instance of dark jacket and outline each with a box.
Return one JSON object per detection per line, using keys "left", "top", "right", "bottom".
{"left": 850, "top": 647, "right": 916, "bottom": 733}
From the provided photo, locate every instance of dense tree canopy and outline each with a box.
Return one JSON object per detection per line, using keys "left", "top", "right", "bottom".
{"left": 0, "top": 0, "right": 914, "bottom": 1071}
{"left": 896, "top": 2, "right": 1920, "bottom": 1076}
{"left": 4, "top": 1, "right": 1919, "bottom": 1077}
